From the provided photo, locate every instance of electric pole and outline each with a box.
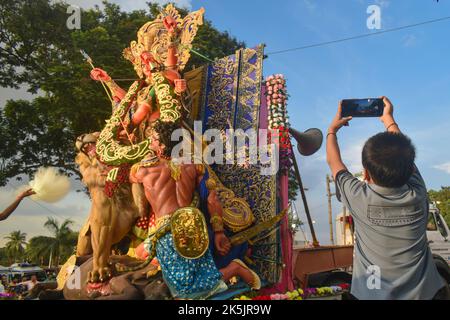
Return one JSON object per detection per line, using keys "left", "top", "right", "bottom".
{"left": 326, "top": 175, "right": 335, "bottom": 245}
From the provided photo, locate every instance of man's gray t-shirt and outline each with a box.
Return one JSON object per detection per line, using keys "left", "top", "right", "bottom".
{"left": 336, "top": 167, "right": 445, "bottom": 300}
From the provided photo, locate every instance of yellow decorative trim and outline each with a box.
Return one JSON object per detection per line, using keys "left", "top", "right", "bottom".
{"left": 205, "top": 164, "right": 255, "bottom": 233}
{"left": 96, "top": 81, "right": 156, "bottom": 166}
{"left": 123, "top": 5, "right": 205, "bottom": 72}
{"left": 229, "top": 208, "right": 288, "bottom": 246}
{"left": 168, "top": 160, "right": 181, "bottom": 181}
{"left": 210, "top": 215, "right": 224, "bottom": 233}
{"left": 153, "top": 72, "right": 182, "bottom": 123}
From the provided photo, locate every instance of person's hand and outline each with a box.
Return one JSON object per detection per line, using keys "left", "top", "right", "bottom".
{"left": 140, "top": 52, "right": 157, "bottom": 66}
{"left": 134, "top": 242, "right": 149, "bottom": 261}
{"left": 90, "top": 68, "right": 111, "bottom": 82}
{"left": 18, "top": 188, "right": 35, "bottom": 200}
{"left": 328, "top": 101, "right": 353, "bottom": 134}
{"left": 214, "top": 232, "right": 231, "bottom": 256}
{"left": 174, "top": 79, "right": 187, "bottom": 95}
{"left": 118, "top": 130, "right": 135, "bottom": 144}
{"left": 163, "top": 16, "right": 178, "bottom": 34}
{"left": 380, "top": 96, "right": 395, "bottom": 126}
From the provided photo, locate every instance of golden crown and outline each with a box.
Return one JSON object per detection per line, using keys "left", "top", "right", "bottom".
{"left": 123, "top": 4, "right": 205, "bottom": 77}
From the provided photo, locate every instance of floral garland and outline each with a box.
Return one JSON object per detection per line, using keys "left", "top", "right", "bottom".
{"left": 132, "top": 214, "right": 156, "bottom": 240}
{"left": 103, "top": 163, "right": 131, "bottom": 198}
{"left": 234, "top": 283, "right": 350, "bottom": 300}
{"left": 265, "top": 74, "right": 293, "bottom": 171}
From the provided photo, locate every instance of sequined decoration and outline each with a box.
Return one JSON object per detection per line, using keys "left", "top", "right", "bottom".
{"left": 156, "top": 233, "right": 226, "bottom": 299}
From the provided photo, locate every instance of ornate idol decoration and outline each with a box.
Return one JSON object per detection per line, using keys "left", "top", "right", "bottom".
{"left": 96, "top": 4, "right": 205, "bottom": 166}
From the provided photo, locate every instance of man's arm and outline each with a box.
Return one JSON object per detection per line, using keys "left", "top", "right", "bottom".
{"left": 380, "top": 97, "right": 426, "bottom": 189}
{"left": 0, "top": 189, "right": 35, "bottom": 221}
{"left": 380, "top": 96, "right": 401, "bottom": 134}
{"left": 326, "top": 101, "right": 353, "bottom": 180}
{"left": 207, "top": 189, "right": 231, "bottom": 257}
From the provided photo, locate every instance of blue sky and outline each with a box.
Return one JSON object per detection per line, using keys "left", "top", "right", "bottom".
{"left": 191, "top": 0, "right": 450, "bottom": 243}
{"left": 1, "top": 0, "right": 450, "bottom": 246}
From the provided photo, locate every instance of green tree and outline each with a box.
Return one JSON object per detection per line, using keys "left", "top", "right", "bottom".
{"left": 25, "top": 235, "right": 54, "bottom": 266}
{"left": 43, "top": 217, "right": 76, "bottom": 267}
{"left": 0, "top": 247, "right": 10, "bottom": 266}
{"left": 0, "top": 0, "right": 244, "bottom": 186}
{"left": 428, "top": 187, "right": 450, "bottom": 227}
{"left": 4, "top": 230, "right": 27, "bottom": 264}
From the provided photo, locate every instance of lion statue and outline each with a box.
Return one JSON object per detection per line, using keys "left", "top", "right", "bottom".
{"left": 75, "top": 132, "right": 149, "bottom": 284}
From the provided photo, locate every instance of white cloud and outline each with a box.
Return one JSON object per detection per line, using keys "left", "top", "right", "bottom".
{"left": 434, "top": 162, "right": 450, "bottom": 175}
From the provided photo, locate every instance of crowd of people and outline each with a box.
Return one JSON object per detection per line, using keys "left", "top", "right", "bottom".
{"left": 0, "top": 271, "right": 57, "bottom": 299}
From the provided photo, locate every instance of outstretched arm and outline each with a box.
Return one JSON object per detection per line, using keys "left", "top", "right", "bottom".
{"left": 326, "top": 101, "right": 353, "bottom": 180}
{"left": 90, "top": 68, "right": 126, "bottom": 102}
{"left": 380, "top": 96, "right": 401, "bottom": 134}
{"left": 196, "top": 166, "right": 231, "bottom": 256}
{"left": 0, "top": 189, "right": 35, "bottom": 222}
{"left": 207, "top": 190, "right": 231, "bottom": 257}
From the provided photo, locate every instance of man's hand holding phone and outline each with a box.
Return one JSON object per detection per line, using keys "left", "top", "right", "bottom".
{"left": 379, "top": 96, "right": 400, "bottom": 133}
{"left": 328, "top": 101, "right": 353, "bottom": 134}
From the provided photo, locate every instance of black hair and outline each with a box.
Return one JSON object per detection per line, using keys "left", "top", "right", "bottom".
{"left": 152, "top": 119, "right": 181, "bottom": 158}
{"left": 362, "top": 132, "right": 416, "bottom": 188}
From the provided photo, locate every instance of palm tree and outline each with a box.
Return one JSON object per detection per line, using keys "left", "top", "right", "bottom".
{"left": 25, "top": 236, "right": 54, "bottom": 266}
{"left": 44, "top": 217, "right": 75, "bottom": 267}
{"left": 4, "top": 230, "right": 27, "bottom": 264}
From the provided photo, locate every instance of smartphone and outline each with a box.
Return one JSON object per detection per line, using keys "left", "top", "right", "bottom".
{"left": 341, "top": 98, "right": 384, "bottom": 118}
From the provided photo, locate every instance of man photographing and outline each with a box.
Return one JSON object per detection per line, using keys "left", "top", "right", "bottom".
{"left": 0, "top": 188, "right": 35, "bottom": 222}
{"left": 326, "top": 96, "right": 449, "bottom": 300}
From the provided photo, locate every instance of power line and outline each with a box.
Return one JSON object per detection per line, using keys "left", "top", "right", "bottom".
{"left": 267, "top": 15, "right": 450, "bottom": 56}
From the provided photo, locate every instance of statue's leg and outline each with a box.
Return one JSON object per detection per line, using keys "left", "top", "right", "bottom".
{"left": 219, "top": 260, "right": 261, "bottom": 290}
{"left": 76, "top": 218, "right": 92, "bottom": 256}
{"left": 111, "top": 184, "right": 141, "bottom": 246}
{"left": 88, "top": 188, "right": 114, "bottom": 283}
{"left": 132, "top": 183, "right": 150, "bottom": 218}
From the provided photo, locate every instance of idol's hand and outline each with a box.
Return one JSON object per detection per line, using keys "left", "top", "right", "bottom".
{"left": 174, "top": 79, "right": 187, "bottom": 95}
{"left": 163, "top": 16, "right": 178, "bottom": 34}
{"left": 215, "top": 232, "right": 231, "bottom": 256}
{"left": 135, "top": 242, "right": 149, "bottom": 261}
{"left": 118, "top": 130, "right": 136, "bottom": 144}
{"left": 90, "top": 68, "right": 111, "bottom": 82}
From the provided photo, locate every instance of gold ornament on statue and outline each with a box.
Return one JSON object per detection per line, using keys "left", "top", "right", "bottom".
{"left": 123, "top": 4, "right": 205, "bottom": 75}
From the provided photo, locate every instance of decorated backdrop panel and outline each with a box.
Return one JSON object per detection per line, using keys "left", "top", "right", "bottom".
{"left": 186, "top": 45, "right": 280, "bottom": 283}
